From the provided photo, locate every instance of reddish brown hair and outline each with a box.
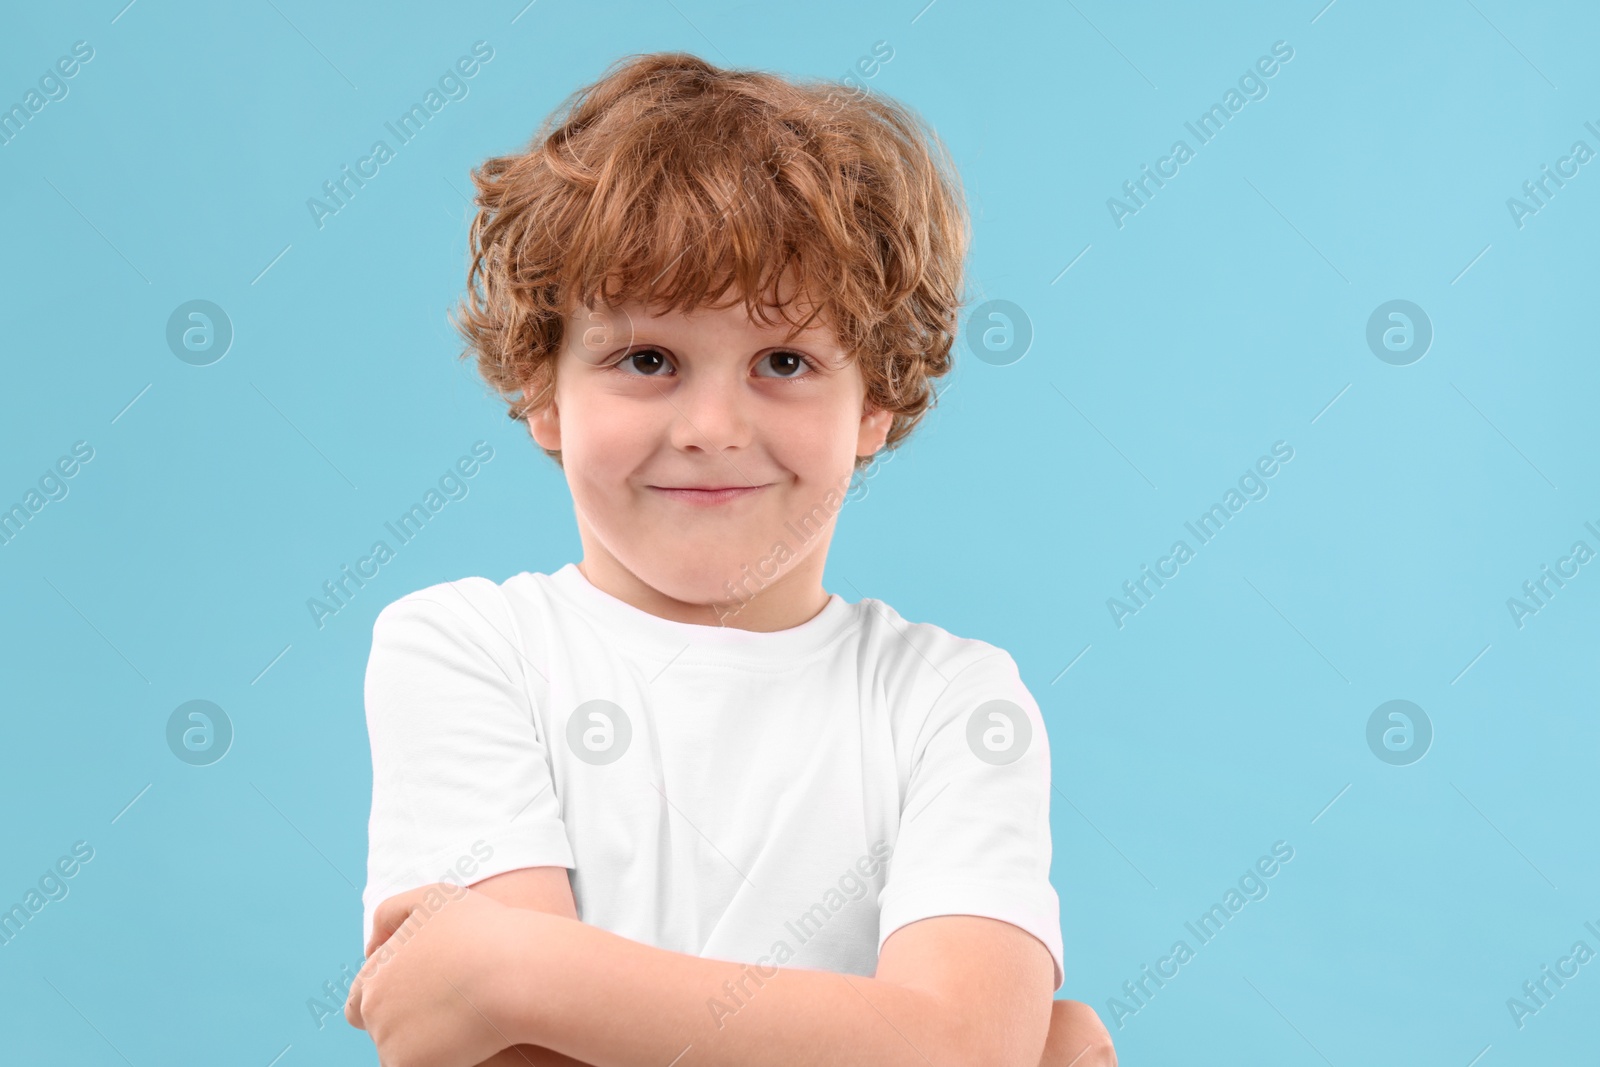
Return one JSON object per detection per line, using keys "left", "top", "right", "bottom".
{"left": 452, "top": 51, "right": 970, "bottom": 469}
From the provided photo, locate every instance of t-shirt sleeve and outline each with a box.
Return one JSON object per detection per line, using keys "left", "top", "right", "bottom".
{"left": 877, "top": 650, "right": 1065, "bottom": 992}
{"left": 360, "top": 578, "right": 573, "bottom": 950}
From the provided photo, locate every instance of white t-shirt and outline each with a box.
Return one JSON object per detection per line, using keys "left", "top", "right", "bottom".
{"left": 361, "top": 563, "right": 1064, "bottom": 992}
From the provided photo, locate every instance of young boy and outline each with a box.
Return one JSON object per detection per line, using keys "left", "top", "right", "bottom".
{"left": 345, "top": 51, "right": 1115, "bottom": 1067}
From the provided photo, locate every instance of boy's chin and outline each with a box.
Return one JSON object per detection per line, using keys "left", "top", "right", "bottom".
{"left": 635, "top": 556, "right": 803, "bottom": 614}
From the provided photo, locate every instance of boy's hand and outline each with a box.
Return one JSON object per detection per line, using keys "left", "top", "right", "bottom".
{"left": 1040, "top": 1000, "right": 1116, "bottom": 1067}
{"left": 345, "top": 883, "right": 541, "bottom": 1067}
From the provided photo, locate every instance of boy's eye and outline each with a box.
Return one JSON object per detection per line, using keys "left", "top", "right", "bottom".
{"left": 612, "top": 348, "right": 673, "bottom": 376}
{"left": 754, "top": 351, "right": 813, "bottom": 379}
{"left": 609, "top": 349, "right": 815, "bottom": 379}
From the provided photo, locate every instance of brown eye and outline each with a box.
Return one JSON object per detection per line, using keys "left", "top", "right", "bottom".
{"left": 613, "top": 348, "right": 673, "bottom": 376}
{"left": 755, "top": 351, "right": 814, "bottom": 379}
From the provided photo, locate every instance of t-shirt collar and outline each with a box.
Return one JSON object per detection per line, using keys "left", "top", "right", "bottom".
{"left": 536, "top": 562, "right": 859, "bottom": 667}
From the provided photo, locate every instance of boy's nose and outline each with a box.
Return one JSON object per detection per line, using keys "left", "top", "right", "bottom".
{"left": 668, "top": 373, "right": 754, "bottom": 456}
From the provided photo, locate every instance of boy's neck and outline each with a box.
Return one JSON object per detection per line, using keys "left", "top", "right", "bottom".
{"left": 575, "top": 552, "right": 833, "bottom": 632}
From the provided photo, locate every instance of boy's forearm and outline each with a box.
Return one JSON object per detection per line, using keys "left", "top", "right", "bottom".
{"left": 475, "top": 994, "right": 1106, "bottom": 1067}
{"left": 497, "top": 912, "right": 999, "bottom": 1067}
{"left": 465, "top": 868, "right": 598, "bottom": 1066}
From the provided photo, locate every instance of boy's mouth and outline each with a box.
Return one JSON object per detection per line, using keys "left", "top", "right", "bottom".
{"left": 647, "top": 484, "right": 769, "bottom": 507}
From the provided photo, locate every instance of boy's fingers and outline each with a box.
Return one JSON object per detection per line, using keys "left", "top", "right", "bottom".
{"left": 366, "top": 885, "right": 433, "bottom": 957}
{"left": 344, "top": 973, "right": 366, "bottom": 1030}
{"left": 345, "top": 944, "right": 390, "bottom": 1030}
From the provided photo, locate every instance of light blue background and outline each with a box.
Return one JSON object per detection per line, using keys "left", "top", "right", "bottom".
{"left": 2, "top": 1, "right": 1596, "bottom": 1063}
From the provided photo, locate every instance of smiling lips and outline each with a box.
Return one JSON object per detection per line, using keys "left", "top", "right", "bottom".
{"left": 648, "top": 484, "right": 769, "bottom": 507}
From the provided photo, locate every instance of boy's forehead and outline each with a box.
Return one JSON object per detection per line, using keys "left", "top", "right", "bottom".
{"left": 567, "top": 292, "right": 838, "bottom": 345}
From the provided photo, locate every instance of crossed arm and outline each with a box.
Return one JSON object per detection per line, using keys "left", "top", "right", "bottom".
{"left": 346, "top": 866, "right": 1116, "bottom": 1067}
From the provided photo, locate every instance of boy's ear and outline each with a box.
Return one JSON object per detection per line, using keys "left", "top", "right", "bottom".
{"left": 857, "top": 404, "right": 892, "bottom": 458}
{"left": 528, "top": 398, "right": 561, "bottom": 451}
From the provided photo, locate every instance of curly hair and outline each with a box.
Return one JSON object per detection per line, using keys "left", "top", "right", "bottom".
{"left": 451, "top": 50, "right": 970, "bottom": 470}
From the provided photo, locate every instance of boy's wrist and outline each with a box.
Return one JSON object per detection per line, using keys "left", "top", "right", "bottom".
{"left": 486, "top": 907, "right": 571, "bottom": 1048}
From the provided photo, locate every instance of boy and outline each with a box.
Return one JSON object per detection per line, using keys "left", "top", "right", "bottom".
{"left": 346, "top": 51, "right": 1115, "bottom": 1067}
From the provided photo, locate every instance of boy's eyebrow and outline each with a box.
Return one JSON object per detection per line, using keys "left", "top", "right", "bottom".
{"left": 623, "top": 331, "right": 832, "bottom": 347}
{"left": 602, "top": 320, "right": 841, "bottom": 350}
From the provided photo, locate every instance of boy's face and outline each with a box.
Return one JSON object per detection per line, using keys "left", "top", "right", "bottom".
{"left": 529, "top": 283, "right": 893, "bottom": 623}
